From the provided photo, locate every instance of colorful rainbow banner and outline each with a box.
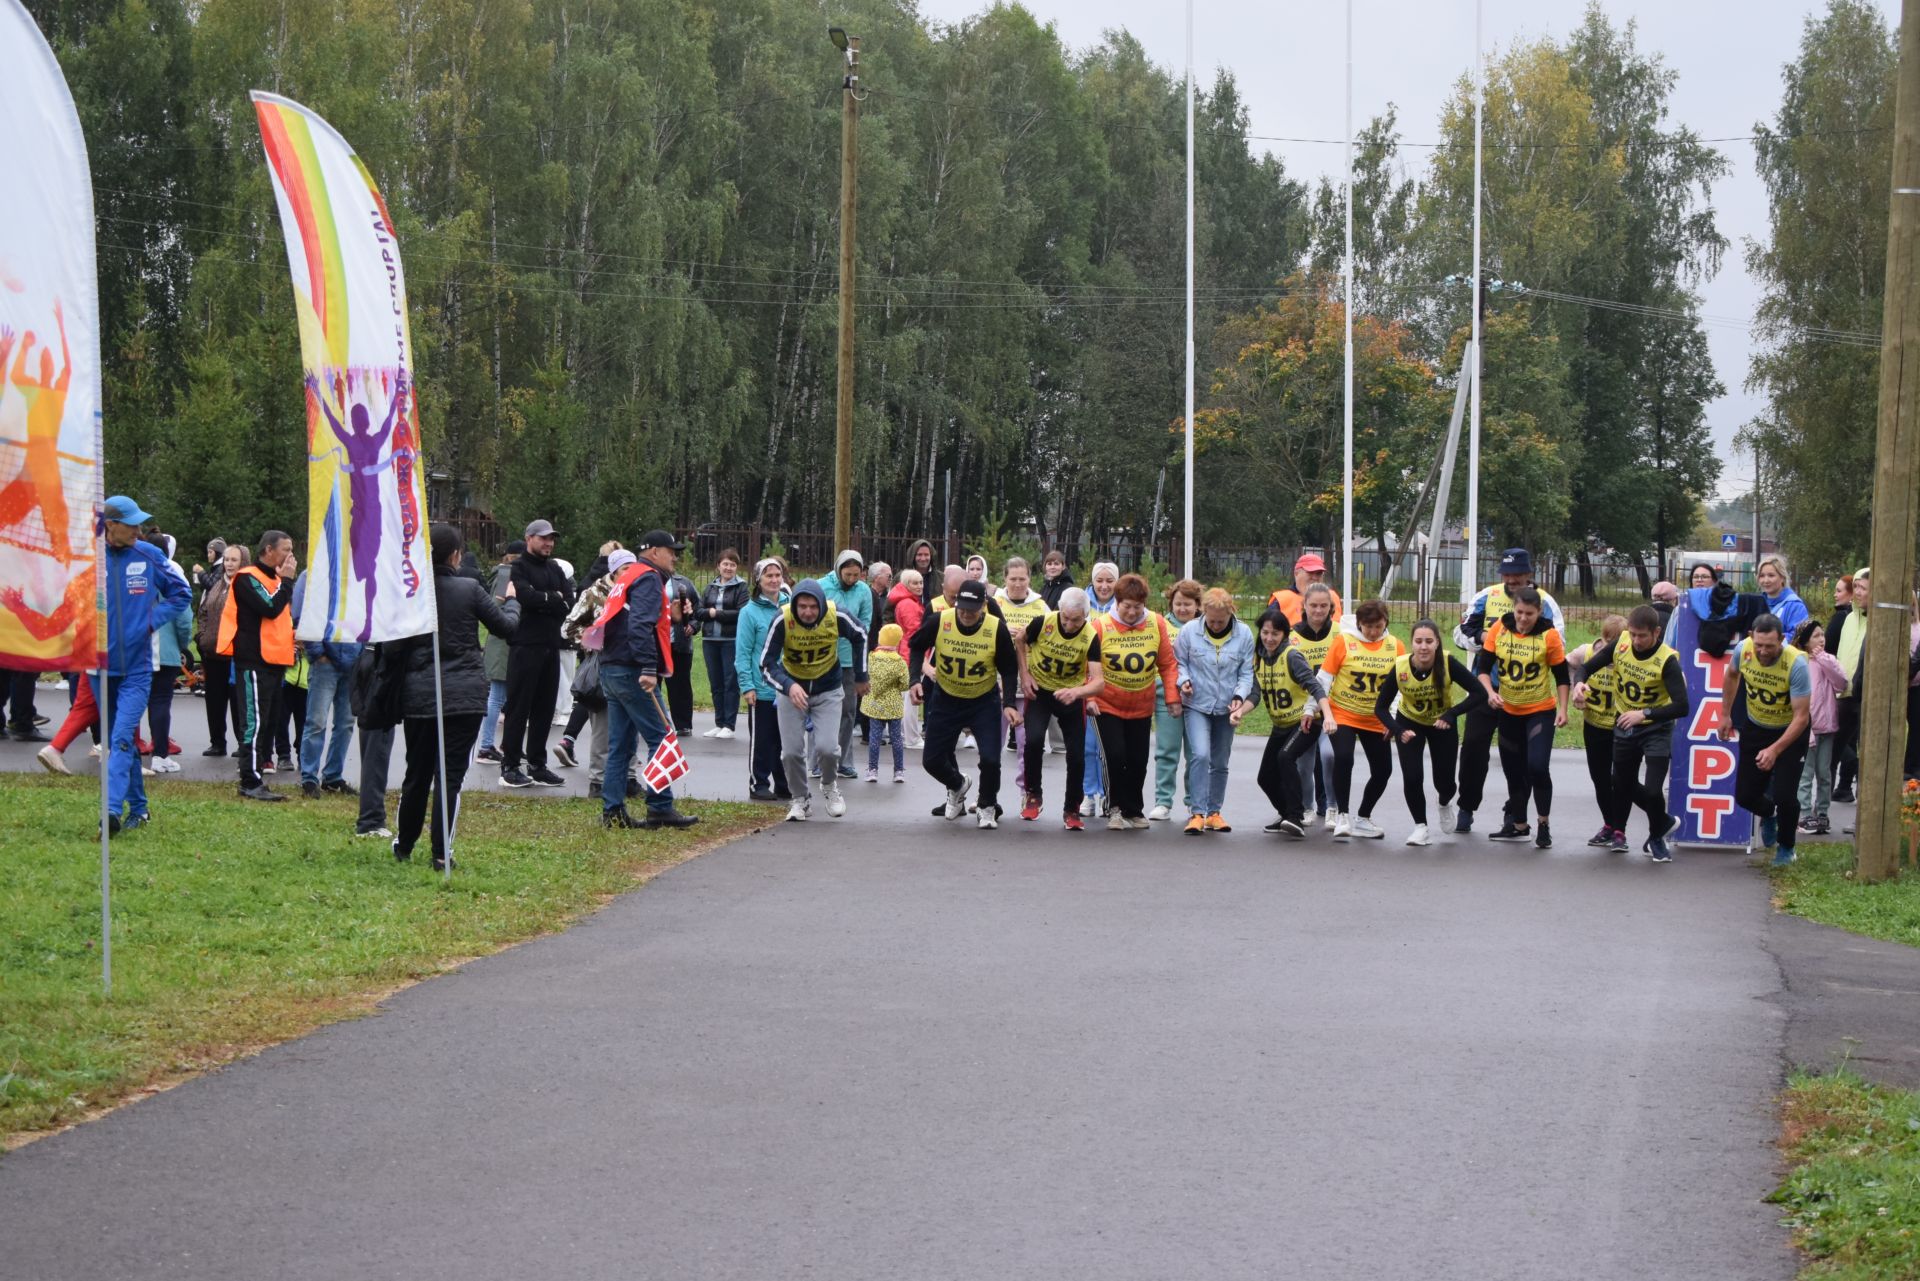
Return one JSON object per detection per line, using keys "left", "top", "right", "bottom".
{"left": 252, "top": 92, "right": 433, "bottom": 644}
{"left": 0, "top": 0, "right": 102, "bottom": 672}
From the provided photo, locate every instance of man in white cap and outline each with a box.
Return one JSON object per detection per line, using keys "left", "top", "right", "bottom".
{"left": 821, "top": 549, "right": 874, "bottom": 777}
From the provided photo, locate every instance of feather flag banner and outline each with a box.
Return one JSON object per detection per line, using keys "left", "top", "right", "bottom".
{"left": 0, "top": 0, "right": 102, "bottom": 672}
{"left": 252, "top": 92, "right": 433, "bottom": 644}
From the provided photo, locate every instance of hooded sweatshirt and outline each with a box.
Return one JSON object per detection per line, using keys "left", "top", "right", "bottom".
{"left": 760, "top": 579, "right": 870, "bottom": 697}
{"left": 904, "top": 539, "right": 939, "bottom": 611}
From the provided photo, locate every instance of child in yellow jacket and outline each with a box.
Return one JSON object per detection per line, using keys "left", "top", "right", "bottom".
{"left": 862, "top": 623, "right": 909, "bottom": 782}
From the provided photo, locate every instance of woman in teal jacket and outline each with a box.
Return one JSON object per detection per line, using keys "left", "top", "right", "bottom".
{"left": 735, "top": 558, "right": 792, "bottom": 801}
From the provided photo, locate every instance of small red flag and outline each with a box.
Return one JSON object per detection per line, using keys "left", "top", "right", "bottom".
{"left": 641, "top": 728, "right": 690, "bottom": 793}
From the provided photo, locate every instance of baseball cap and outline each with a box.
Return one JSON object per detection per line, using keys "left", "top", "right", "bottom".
{"left": 1294, "top": 552, "right": 1326, "bottom": 573}
{"left": 834, "top": 548, "right": 865, "bottom": 570}
{"left": 103, "top": 495, "right": 152, "bottom": 526}
{"left": 955, "top": 580, "right": 989, "bottom": 609}
{"left": 1499, "top": 547, "right": 1532, "bottom": 575}
{"left": 524, "top": 518, "right": 557, "bottom": 539}
{"left": 639, "top": 529, "right": 685, "bottom": 551}
{"left": 505, "top": 539, "right": 527, "bottom": 556}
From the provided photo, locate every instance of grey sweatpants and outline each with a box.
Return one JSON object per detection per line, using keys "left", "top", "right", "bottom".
{"left": 778, "top": 683, "right": 844, "bottom": 804}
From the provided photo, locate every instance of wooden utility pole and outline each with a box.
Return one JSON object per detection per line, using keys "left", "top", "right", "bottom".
{"left": 1857, "top": 0, "right": 1920, "bottom": 883}
{"left": 832, "top": 30, "right": 861, "bottom": 556}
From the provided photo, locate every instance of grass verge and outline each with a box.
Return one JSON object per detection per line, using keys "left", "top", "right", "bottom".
{"left": 1775, "top": 1069, "right": 1920, "bottom": 1279}
{"left": 0, "top": 776, "right": 767, "bottom": 1147}
{"left": 1769, "top": 841, "right": 1920, "bottom": 950}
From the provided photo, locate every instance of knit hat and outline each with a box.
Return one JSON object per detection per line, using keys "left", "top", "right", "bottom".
{"left": 878, "top": 622, "right": 903, "bottom": 649}
{"left": 608, "top": 549, "right": 637, "bottom": 573}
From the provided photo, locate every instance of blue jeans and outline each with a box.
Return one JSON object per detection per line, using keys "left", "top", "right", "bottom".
{"left": 703, "top": 639, "right": 739, "bottom": 730}
{"left": 300, "top": 657, "right": 356, "bottom": 785}
{"left": 1183, "top": 709, "right": 1238, "bottom": 816}
{"left": 479, "top": 678, "right": 508, "bottom": 750}
{"left": 601, "top": 662, "right": 673, "bottom": 814}
{"left": 91, "top": 668, "right": 151, "bottom": 821}
{"left": 1083, "top": 716, "right": 1104, "bottom": 798}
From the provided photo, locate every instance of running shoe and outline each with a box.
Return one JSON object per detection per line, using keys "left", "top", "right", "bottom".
{"left": 1437, "top": 802, "right": 1456, "bottom": 832}
{"left": 1205, "top": 813, "right": 1230, "bottom": 833}
{"left": 1107, "top": 813, "right": 1130, "bottom": 831}
{"left": 1079, "top": 796, "right": 1096, "bottom": 818}
{"left": 1063, "top": 813, "right": 1084, "bottom": 831}
{"left": 1331, "top": 812, "right": 1351, "bottom": 838}
{"left": 529, "top": 766, "right": 566, "bottom": 787}
{"left": 1453, "top": 808, "right": 1474, "bottom": 835}
{"left": 1021, "top": 795, "right": 1041, "bottom": 821}
{"left": 1351, "top": 816, "right": 1385, "bottom": 839}
{"left": 1148, "top": 804, "right": 1172, "bottom": 822}
{"left": 151, "top": 757, "right": 182, "bottom": 774}
{"left": 785, "top": 801, "right": 810, "bottom": 822}
{"left": 1488, "top": 821, "right": 1531, "bottom": 841}
{"left": 824, "top": 785, "right": 847, "bottom": 818}
{"left": 475, "top": 746, "right": 504, "bottom": 764}
{"left": 976, "top": 805, "right": 999, "bottom": 830}
{"left": 1771, "top": 846, "right": 1797, "bottom": 867}
{"left": 714, "top": 727, "right": 735, "bottom": 739}
{"left": 553, "top": 737, "right": 578, "bottom": 768}
{"left": 700, "top": 727, "right": 722, "bottom": 738}
{"left": 1648, "top": 837, "right": 1673, "bottom": 863}
{"left": 1760, "top": 815, "right": 1778, "bottom": 848}
{"left": 1586, "top": 826, "right": 1613, "bottom": 847}
{"left": 1406, "top": 823, "right": 1432, "bottom": 847}
{"left": 1534, "top": 823, "right": 1552, "bottom": 850}
{"left": 36, "top": 745, "right": 70, "bottom": 775}
{"left": 1183, "top": 814, "right": 1206, "bottom": 835}
{"left": 500, "top": 768, "right": 534, "bottom": 788}
{"left": 945, "top": 775, "right": 972, "bottom": 820}
{"left": 1608, "top": 828, "right": 1629, "bottom": 853}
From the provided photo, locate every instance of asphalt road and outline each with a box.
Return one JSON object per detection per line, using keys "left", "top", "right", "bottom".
{"left": 0, "top": 694, "right": 1799, "bottom": 1279}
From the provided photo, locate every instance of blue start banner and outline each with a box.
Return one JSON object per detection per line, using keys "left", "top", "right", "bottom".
{"left": 1667, "top": 606, "right": 1749, "bottom": 847}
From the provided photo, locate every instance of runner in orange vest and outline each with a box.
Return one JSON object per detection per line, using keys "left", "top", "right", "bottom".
{"left": 1269, "top": 552, "right": 1345, "bottom": 626}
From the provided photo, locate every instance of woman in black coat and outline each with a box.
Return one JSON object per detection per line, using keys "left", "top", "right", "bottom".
{"left": 698, "top": 547, "right": 750, "bottom": 736}
{"left": 394, "top": 523, "right": 521, "bottom": 869}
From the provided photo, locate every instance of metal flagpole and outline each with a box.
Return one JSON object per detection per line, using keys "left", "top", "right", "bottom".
{"left": 1183, "top": 0, "right": 1196, "bottom": 581}
{"left": 98, "top": 534, "right": 111, "bottom": 994}
{"left": 1464, "top": 0, "right": 1485, "bottom": 603}
{"left": 1341, "top": 0, "right": 1355, "bottom": 605}
{"left": 429, "top": 630, "right": 454, "bottom": 880}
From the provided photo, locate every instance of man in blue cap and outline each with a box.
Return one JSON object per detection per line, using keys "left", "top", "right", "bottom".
{"left": 1452, "top": 547, "right": 1564, "bottom": 835}
{"left": 95, "top": 495, "right": 192, "bottom": 833}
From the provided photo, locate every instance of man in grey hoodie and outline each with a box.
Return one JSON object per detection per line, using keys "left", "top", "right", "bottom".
{"left": 759, "top": 579, "right": 869, "bottom": 822}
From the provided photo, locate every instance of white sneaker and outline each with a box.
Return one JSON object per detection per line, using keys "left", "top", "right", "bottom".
{"left": 824, "top": 785, "right": 847, "bottom": 818}
{"left": 977, "top": 805, "right": 999, "bottom": 830}
{"left": 1352, "top": 816, "right": 1385, "bottom": 839}
{"left": 701, "top": 727, "right": 721, "bottom": 738}
{"left": 1147, "top": 804, "right": 1172, "bottom": 822}
{"left": 151, "top": 757, "right": 182, "bottom": 774}
{"left": 1437, "top": 802, "right": 1456, "bottom": 833}
{"left": 785, "top": 801, "right": 810, "bottom": 822}
{"left": 1331, "top": 812, "right": 1352, "bottom": 838}
{"left": 1079, "top": 796, "right": 1096, "bottom": 817}
{"left": 355, "top": 826, "right": 394, "bottom": 839}
{"left": 960, "top": 732, "right": 976, "bottom": 750}
{"left": 1406, "top": 823, "right": 1432, "bottom": 847}
{"left": 1300, "top": 811, "right": 1320, "bottom": 830}
{"left": 945, "top": 775, "right": 972, "bottom": 820}
{"left": 714, "top": 727, "right": 735, "bottom": 740}
{"left": 1107, "top": 813, "right": 1130, "bottom": 831}
{"left": 37, "top": 744, "right": 70, "bottom": 775}
{"left": 89, "top": 744, "right": 102, "bottom": 759}
{"left": 1128, "top": 816, "right": 1154, "bottom": 830}
{"left": 1042, "top": 743, "right": 1054, "bottom": 755}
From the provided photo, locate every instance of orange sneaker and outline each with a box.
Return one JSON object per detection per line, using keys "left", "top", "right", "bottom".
{"left": 1020, "top": 795, "right": 1041, "bottom": 821}
{"left": 1205, "top": 812, "right": 1231, "bottom": 833}
{"left": 1183, "top": 814, "right": 1207, "bottom": 835}
{"left": 1063, "top": 813, "right": 1084, "bottom": 831}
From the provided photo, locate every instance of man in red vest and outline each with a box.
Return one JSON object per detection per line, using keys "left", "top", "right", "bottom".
{"left": 591, "top": 531, "right": 700, "bottom": 831}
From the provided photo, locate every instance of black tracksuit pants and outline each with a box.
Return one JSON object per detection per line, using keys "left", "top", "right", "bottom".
{"left": 923, "top": 688, "right": 1006, "bottom": 813}
{"left": 1735, "top": 723, "right": 1807, "bottom": 840}
{"left": 1396, "top": 721, "right": 1460, "bottom": 826}
{"left": 1022, "top": 688, "right": 1086, "bottom": 815}
{"left": 502, "top": 643, "right": 561, "bottom": 771}
{"left": 1456, "top": 702, "right": 1499, "bottom": 814}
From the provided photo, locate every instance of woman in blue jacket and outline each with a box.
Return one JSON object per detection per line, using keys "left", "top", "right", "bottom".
{"left": 734, "top": 557, "right": 792, "bottom": 802}
{"left": 1174, "top": 587, "right": 1256, "bottom": 834}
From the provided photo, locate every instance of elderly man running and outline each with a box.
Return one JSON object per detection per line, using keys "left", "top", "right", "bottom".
{"left": 908, "top": 579, "right": 1024, "bottom": 828}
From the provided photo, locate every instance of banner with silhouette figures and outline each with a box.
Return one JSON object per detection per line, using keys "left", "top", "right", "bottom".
{"left": 0, "top": 0, "right": 102, "bottom": 672}
{"left": 253, "top": 92, "right": 433, "bottom": 643}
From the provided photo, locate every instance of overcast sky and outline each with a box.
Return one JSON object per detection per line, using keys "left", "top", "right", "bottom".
{"left": 913, "top": 0, "right": 1895, "bottom": 501}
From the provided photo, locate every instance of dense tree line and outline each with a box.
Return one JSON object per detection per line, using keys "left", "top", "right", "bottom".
{"left": 29, "top": 0, "right": 1765, "bottom": 583}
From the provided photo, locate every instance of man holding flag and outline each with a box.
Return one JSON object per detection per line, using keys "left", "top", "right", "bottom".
{"left": 592, "top": 531, "right": 699, "bottom": 831}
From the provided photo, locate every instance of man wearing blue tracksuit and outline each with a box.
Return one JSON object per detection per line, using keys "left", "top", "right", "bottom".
{"left": 96, "top": 495, "right": 192, "bottom": 833}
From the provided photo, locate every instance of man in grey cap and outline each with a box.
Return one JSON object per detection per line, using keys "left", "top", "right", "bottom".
{"left": 499, "top": 518, "right": 575, "bottom": 788}
{"left": 820, "top": 548, "right": 874, "bottom": 777}
{"left": 906, "top": 579, "right": 1023, "bottom": 829}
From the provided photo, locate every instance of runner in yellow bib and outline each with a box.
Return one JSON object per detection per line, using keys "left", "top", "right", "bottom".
{"left": 1576, "top": 604, "right": 1690, "bottom": 862}
{"left": 1374, "top": 618, "right": 1486, "bottom": 846}
{"left": 906, "top": 579, "right": 1022, "bottom": 828}
{"left": 1251, "top": 606, "right": 1322, "bottom": 837}
{"left": 1017, "top": 588, "right": 1105, "bottom": 828}
{"left": 1474, "top": 586, "right": 1569, "bottom": 848}
{"left": 1312, "top": 599, "right": 1405, "bottom": 840}
{"left": 997, "top": 556, "right": 1049, "bottom": 804}
{"left": 1567, "top": 614, "right": 1628, "bottom": 849}
{"left": 1721, "top": 614, "right": 1811, "bottom": 865}
{"left": 1281, "top": 582, "right": 1342, "bottom": 826}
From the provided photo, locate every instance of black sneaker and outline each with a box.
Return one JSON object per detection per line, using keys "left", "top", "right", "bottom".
{"left": 431, "top": 855, "right": 457, "bottom": 872}
{"left": 301, "top": 780, "right": 321, "bottom": 799}
{"left": 9, "top": 727, "right": 49, "bottom": 743}
{"left": 1833, "top": 786, "right": 1854, "bottom": 803}
{"left": 1586, "top": 826, "right": 1612, "bottom": 847}
{"left": 748, "top": 786, "right": 778, "bottom": 802}
{"left": 644, "top": 808, "right": 701, "bottom": 829}
{"left": 553, "top": 738, "right": 578, "bottom": 768}
{"left": 528, "top": 765, "right": 565, "bottom": 787}
{"left": 601, "top": 805, "right": 643, "bottom": 829}
{"left": 1453, "top": 808, "right": 1474, "bottom": 834}
{"left": 239, "top": 784, "right": 287, "bottom": 803}
{"left": 586, "top": 781, "right": 603, "bottom": 800}
{"left": 321, "top": 780, "right": 357, "bottom": 797}
{"left": 475, "top": 745, "right": 504, "bottom": 764}
{"left": 1535, "top": 823, "right": 1552, "bottom": 850}
{"left": 202, "top": 745, "right": 227, "bottom": 757}
{"left": 392, "top": 839, "right": 410, "bottom": 862}
{"left": 1608, "top": 828, "right": 1629, "bottom": 852}
{"left": 1488, "top": 821, "right": 1531, "bottom": 841}
{"left": 499, "top": 767, "right": 534, "bottom": 788}
{"left": 1648, "top": 837, "right": 1673, "bottom": 864}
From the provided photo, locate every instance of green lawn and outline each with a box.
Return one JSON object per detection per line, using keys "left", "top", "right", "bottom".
{"left": 1770, "top": 841, "right": 1920, "bottom": 950}
{"left": 0, "top": 776, "right": 766, "bottom": 1146}
{"left": 1775, "top": 1069, "right": 1920, "bottom": 1280}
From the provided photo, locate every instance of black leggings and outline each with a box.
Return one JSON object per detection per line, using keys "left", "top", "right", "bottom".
{"left": 1735, "top": 723, "right": 1808, "bottom": 837}
{"left": 1095, "top": 714, "right": 1154, "bottom": 819}
{"left": 750, "top": 696, "right": 788, "bottom": 796}
{"left": 1834, "top": 696, "right": 1861, "bottom": 793}
{"left": 1022, "top": 688, "right": 1087, "bottom": 813}
{"left": 1584, "top": 722, "right": 1624, "bottom": 829}
{"left": 1395, "top": 721, "right": 1459, "bottom": 825}
{"left": 1612, "top": 727, "right": 1671, "bottom": 837}
{"left": 1457, "top": 703, "right": 1499, "bottom": 813}
{"left": 1329, "top": 724, "right": 1392, "bottom": 818}
{"left": 397, "top": 712, "right": 483, "bottom": 861}
{"left": 1259, "top": 727, "right": 1307, "bottom": 822}
{"left": 1497, "top": 708, "right": 1556, "bottom": 822}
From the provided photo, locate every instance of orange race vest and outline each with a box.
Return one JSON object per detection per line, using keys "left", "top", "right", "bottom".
{"left": 217, "top": 565, "right": 294, "bottom": 665}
